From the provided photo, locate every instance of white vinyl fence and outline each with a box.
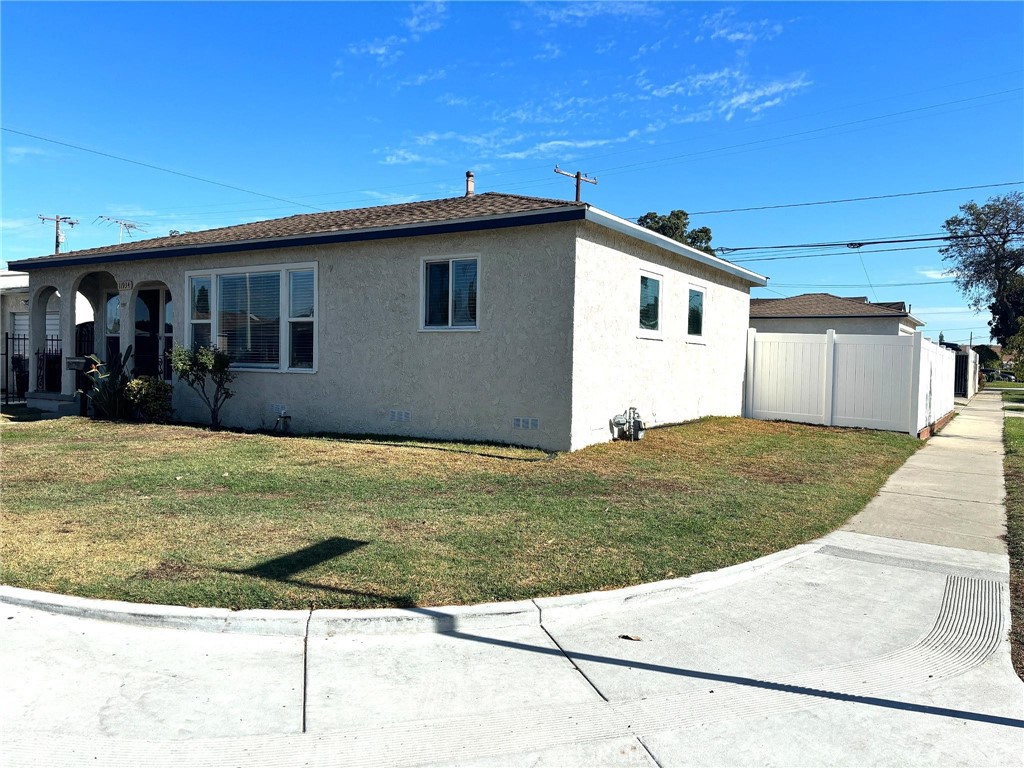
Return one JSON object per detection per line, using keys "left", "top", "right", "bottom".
{"left": 744, "top": 330, "right": 955, "bottom": 436}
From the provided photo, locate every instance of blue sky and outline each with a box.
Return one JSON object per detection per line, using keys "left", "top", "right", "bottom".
{"left": 2, "top": 1, "right": 1021, "bottom": 345}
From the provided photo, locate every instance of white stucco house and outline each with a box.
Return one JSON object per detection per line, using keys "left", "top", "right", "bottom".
{"left": 750, "top": 293, "right": 924, "bottom": 336}
{"left": 9, "top": 179, "right": 767, "bottom": 451}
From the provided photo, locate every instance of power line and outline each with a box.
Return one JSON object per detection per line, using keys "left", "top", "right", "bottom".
{"left": 722, "top": 230, "right": 1024, "bottom": 255}
{"left": 635, "top": 182, "right": 1023, "bottom": 218}
{"left": 1, "top": 127, "right": 325, "bottom": 212}
{"left": 732, "top": 245, "right": 944, "bottom": 263}
{"left": 769, "top": 280, "right": 957, "bottom": 288}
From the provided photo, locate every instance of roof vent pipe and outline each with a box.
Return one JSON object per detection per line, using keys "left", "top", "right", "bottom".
{"left": 465, "top": 170, "right": 475, "bottom": 197}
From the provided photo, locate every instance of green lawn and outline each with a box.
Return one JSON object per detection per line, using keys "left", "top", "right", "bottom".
{"left": 0, "top": 416, "right": 921, "bottom": 610}
{"left": 987, "top": 381, "right": 1024, "bottom": 389}
{"left": 1002, "top": 418, "right": 1024, "bottom": 681}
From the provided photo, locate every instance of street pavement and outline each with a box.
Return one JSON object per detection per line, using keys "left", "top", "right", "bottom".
{"left": 2, "top": 391, "right": 1022, "bottom": 767}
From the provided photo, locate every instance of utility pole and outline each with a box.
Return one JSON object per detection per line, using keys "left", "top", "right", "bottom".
{"left": 554, "top": 165, "right": 597, "bottom": 202}
{"left": 38, "top": 214, "right": 78, "bottom": 255}
{"left": 94, "top": 215, "right": 147, "bottom": 244}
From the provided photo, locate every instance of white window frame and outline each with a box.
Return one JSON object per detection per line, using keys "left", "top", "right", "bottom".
{"left": 184, "top": 261, "right": 318, "bottom": 373}
{"left": 419, "top": 254, "right": 481, "bottom": 332}
{"left": 637, "top": 269, "right": 663, "bottom": 341}
{"left": 687, "top": 283, "right": 707, "bottom": 345}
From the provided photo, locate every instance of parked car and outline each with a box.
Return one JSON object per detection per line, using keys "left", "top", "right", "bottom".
{"left": 999, "top": 373, "right": 1017, "bottom": 382}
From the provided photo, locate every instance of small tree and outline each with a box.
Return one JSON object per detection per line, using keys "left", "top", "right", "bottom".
{"left": 170, "top": 346, "right": 235, "bottom": 429}
{"left": 637, "top": 209, "right": 715, "bottom": 255}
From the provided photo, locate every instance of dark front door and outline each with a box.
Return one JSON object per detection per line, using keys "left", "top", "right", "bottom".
{"left": 134, "top": 290, "right": 161, "bottom": 377}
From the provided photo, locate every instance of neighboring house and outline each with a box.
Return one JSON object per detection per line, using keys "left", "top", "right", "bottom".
{"left": 9, "top": 180, "right": 767, "bottom": 451}
{"left": 750, "top": 293, "right": 924, "bottom": 336}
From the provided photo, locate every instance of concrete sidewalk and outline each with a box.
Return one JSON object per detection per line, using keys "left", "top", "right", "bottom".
{"left": 3, "top": 393, "right": 1022, "bottom": 767}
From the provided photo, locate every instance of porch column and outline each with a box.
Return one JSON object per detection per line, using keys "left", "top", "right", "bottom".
{"left": 59, "top": 278, "right": 78, "bottom": 395}
{"left": 118, "top": 282, "right": 136, "bottom": 373}
{"left": 27, "top": 288, "right": 48, "bottom": 394}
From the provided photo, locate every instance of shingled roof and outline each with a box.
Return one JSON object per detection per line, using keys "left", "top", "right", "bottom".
{"left": 10, "top": 192, "right": 586, "bottom": 269}
{"left": 750, "top": 293, "right": 916, "bottom": 319}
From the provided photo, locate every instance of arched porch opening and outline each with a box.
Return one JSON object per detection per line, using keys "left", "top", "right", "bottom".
{"left": 72, "top": 271, "right": 117, "bottom": 363}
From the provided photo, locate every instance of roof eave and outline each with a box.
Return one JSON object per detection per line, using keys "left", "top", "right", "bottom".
{"left": 8, "top": 206, "right": 588, "bottom": 271}
{"left": 582, "top": 208, "right": 768, "bottom": 286}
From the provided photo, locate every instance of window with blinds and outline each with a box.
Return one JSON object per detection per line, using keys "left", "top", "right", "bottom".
{"left": 423, "top": 257, "right": 478, "bottom": 329}
{"left": 187, "top": 263, "right": 317, "bottom": 372}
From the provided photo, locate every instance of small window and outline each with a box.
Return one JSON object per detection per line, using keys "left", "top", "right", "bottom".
{"left": 288, "top": 269, "right": 315, "bottom": 369}
{"left": 688, "top": 287, "right": 704, "bottom": 337}
{"left": 423, "top": 257, "right": 478, "bottom": 329}
{"left": 639, "top": 273, "right": 661, "bottom": 335}
{"left": 189, "top": 276, "right": 211, "bottom": 350}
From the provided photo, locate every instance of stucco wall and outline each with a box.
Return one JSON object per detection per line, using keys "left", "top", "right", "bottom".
{"left": 749, "top": 317, "right": 913, "bottom": 335}
{"left": 569, "top": 222, "right": 753, "bottom": 451}
{"left": 27, "top": 223, "right": 579, "bottom": 450}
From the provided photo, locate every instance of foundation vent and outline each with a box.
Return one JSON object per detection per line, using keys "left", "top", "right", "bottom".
{"left": 389, "top": 410, "right": 411, "bottom": 423}
{"left": 513, "top": 417, "right": 540, "bottom": 430}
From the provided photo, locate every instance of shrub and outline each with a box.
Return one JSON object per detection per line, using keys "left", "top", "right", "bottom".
{"left": 170, "top": 345, "right": 235, "bottom": 428}
{"left": 82, "top": 345, "right": 135, "bottom": 421}
{"left": 126, "top": 376, "right": 173, "bottom": 423}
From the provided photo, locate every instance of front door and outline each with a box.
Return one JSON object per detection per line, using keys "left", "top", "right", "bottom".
{"left": 134, "top": 288, "right": 173, "bottom": 379}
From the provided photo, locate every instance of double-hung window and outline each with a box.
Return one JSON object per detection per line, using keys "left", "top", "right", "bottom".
{"left": 638, "top": 270, "right": 662, "bottom": 339}
{"left": 422, "top": 256, "right": 478, "bottom": 330}
{"left": 187, "top": 263, "right": 317, "bottom": 371}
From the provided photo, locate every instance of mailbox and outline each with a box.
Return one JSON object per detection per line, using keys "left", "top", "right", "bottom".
{"left": 65, "top": 356, "right": 89, "bottom": 371}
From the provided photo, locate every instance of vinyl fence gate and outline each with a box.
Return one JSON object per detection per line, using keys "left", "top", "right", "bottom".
{"left": 744, "top": 330, "right": 955, "bottom": 437}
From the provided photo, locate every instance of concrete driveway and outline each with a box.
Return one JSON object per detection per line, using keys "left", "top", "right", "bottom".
{"left": 2, "top": 392, "right": 1022, "bottom": 767}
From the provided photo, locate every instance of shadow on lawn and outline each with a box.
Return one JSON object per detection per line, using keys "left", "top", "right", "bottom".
{"left": 224, "top": 536, "right": 416, "bottom": 608}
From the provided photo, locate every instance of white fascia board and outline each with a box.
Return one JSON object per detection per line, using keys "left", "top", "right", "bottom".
{"left": 583, "top": 207, "right": 769, "bottom": 287}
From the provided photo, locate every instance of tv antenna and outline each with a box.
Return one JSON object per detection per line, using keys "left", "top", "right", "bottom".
{"left": 554, "top": 165, "right": 598, "bottom": 202}
{"left": 38, "top": 214, "right": 79, "bottom": 255}
{"left": 94, "top": 215, "right": 148, "bottom": 244}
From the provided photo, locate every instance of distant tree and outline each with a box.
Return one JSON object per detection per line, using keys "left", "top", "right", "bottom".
{"left": 940, "top": 191, "right": 1024, "bottom": 345}
{"left": 637, "top": 210, "right": 715, "bottom": 256}
{"left": 973, "top": 344, "right": 1000, "bottom": 369}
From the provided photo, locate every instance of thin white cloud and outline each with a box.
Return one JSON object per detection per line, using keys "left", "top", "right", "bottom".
{"left": 650, "top": 67, "right": 739, "bottom": 98}
{"left": 403, "top": 2, "right": 447, "bottom": 39}
{"left": 438, "top": 93, "right": 470, "bottom": 107}
{"left": 400, "top": 68, "right": 447, "bottom": 87}
{"left": 917, "top": 268, "right": 952, "bottom": 280}
{"left": 644, "top": 67, "right": 810, "bottom": 120}
{"left": 498, "top": 131, "right": 640, "bottom": 161}
{"left": 534, "top": 2, "right": 659, "bottom": 26}
{"left": 0, "top": 217, "right": 38, "bottom": 231}
{"left": 630, "top": 40, "right": 663, "bottom": 61}
{"left": 381, "top": 149, "right": 444, "bottom": 165}
{"left": 698, "top": 8, "right": 784, "bottom": 45}
{"left": 5, "top": 146, "right": 52, "bottom": 163}
{"left": 535, "top": 42, "right": 563, "bottom": 61}
{"left": 717, "top": 74, "right": 811, "bottom": 119}
{"left": 347, "top": 35, "right": 405, "bottom": 66}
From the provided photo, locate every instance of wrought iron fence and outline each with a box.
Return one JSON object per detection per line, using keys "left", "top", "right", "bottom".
{"left": 3, "top": 333, "right": 30, "bottom": 405}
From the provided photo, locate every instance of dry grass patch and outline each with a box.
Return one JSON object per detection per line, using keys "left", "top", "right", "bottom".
{"left": 1, "top": 415, "right": 920, "bottom": 609}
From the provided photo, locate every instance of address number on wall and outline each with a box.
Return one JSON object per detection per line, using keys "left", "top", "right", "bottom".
{"left": 118, "top": 280, "right": 133, "bottom": 291}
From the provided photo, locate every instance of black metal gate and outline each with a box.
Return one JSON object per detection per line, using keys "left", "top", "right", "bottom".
{"left": 954, "top": 353, "right": 969, "bottom": 397}
{"left": 35, "top": 335, "right": 62, "bottom": 394}
{"left": 3, "top": 333, "right": 29, "bottom": 405}
{"left": 75, "top": 322, "right": 95, "bottom": 394}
